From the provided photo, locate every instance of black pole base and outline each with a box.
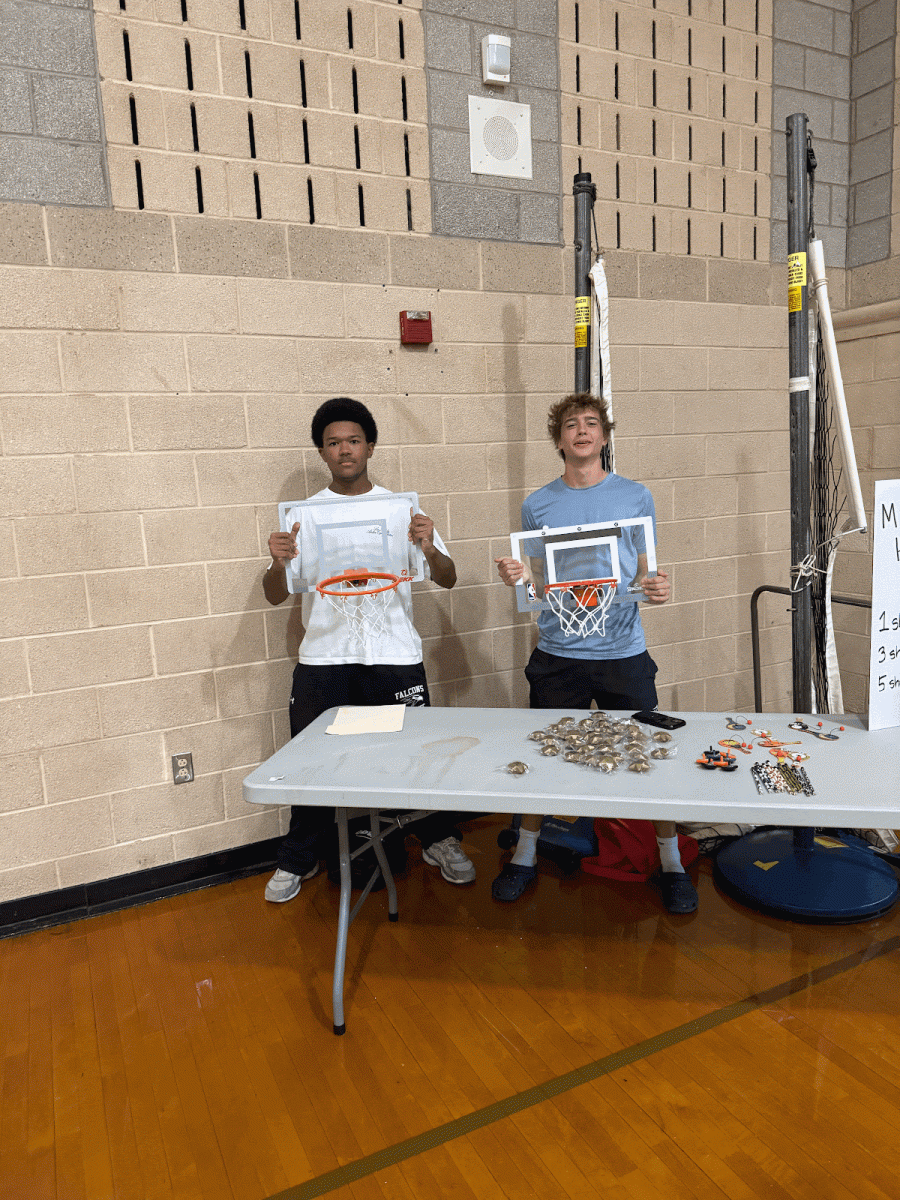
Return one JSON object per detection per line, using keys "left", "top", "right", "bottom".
{"left": 713, "top": 828, "right": 899, "bottom": 924}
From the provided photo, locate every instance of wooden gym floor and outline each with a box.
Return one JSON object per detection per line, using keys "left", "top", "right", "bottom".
{"left": 2, "top": 814, "right": 900, "bottom": 1200}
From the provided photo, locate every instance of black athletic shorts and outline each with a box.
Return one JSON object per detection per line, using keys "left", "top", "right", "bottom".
{"left": 524, "top": 647, "right": 658, "bottom": 713}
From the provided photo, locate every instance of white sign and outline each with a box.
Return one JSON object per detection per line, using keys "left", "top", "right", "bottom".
{"left": 868, "top": 479, "right": 900, "bottom": 730}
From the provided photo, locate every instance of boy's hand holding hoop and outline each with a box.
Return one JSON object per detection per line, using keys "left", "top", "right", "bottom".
{"left": 640, "top": 569, "right": 670, "bottom": 604}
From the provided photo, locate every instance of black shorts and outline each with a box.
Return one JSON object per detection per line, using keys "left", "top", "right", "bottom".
{"left": 289, "top": 661, "right": 429, "bottom": 737}
{"left": 524, "top": 647, "right": 658, "bottom": 713}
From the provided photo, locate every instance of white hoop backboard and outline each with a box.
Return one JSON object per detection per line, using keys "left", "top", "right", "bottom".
{"left": 509, "top": 517, "right": 657, "bottom": 613}
{"left": 278, "top": 492, "right": 425, "bottom": 596}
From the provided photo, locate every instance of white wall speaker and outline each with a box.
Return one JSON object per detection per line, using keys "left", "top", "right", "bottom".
{"left": 468, "top": 96, "right": 532, "bottom": 180}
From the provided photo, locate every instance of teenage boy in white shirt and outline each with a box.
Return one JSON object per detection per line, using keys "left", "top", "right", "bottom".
{"left": 262, "top": 397, "right": 475, "bottom": 902}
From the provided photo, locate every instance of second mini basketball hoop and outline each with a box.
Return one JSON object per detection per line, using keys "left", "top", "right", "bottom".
{"left": 544, "top": 578, "right": 618, "bottom": 639}
{"left": 316, "top": 569, "right": 402, "bottom": 651}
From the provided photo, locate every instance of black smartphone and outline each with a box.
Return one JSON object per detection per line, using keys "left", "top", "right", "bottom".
{"left": 632, "top": 710, "right": 686, "bottom": 730}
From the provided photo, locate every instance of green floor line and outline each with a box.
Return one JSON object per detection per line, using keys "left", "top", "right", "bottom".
{"left": 268, "top": 934, "right": 900, "bottom": 1200}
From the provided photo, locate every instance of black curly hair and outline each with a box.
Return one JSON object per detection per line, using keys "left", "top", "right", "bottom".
{"left": 311, "top": 397, "right": 378, "bottom": 448}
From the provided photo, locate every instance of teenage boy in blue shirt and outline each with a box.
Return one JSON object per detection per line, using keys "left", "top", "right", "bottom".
{"left": 494, "top": 392, "right": 697, "bottom": 914}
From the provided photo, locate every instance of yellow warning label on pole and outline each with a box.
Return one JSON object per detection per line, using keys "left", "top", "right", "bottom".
{"left": 574, "top": 296, "right": 591, "bottom": 324}
{"left": 787, "top": 252, "right": 806, "bottom": 288}
{"left": 574, "top": 325, "right": 588, "bottom": 348}
{"left": 788, "top": 287, "right": 802, "bottom": 313}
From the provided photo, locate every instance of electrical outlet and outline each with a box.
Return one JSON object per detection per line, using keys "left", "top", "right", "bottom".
{"left": 172, "top": 753, "right": 194, "bottom": 784}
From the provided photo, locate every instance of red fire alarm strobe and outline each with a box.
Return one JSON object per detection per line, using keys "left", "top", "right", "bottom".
{"left": 400, "top": 310, "right": 433, "bottom": 344}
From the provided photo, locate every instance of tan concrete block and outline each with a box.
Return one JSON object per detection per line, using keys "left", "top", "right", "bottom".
{"left": 706, "top": 346, "right": 785, "bottom": 392}
{"left": 704, "top": 514, "right": 768, "bottom": 561}
{"left": 449, "top": 581, "right": 531, "bottom": 636}
{"left": 872, "top": 427, "right": 900, "bottom": 470}
{"left": 0, "top": 796, "right": 114, "bottom": 871}
{"left": 0, "top": 332, "right": 63, "bottom": 393}
{"left": 1, "top": 689, "right": 100, "bottom": 754}
{"left": 0, "top": 203, "right": 48, "bottom": 267}
{"left": 214, "top": 658, "right": 294, "bottom": 718}
{"left": 129, "top": 396, "right": 247, "bottom": 451}
{"left": 481, "top": 242, "right": 565, "bottom": 296}
{"left": 118, "top": 274, "right": 238, "bottom": 335}
{"left": 16, "top": 513, "right": 143, "bottom": 576}
{"left": 446, "top": 489, "right": 528, "bottom": 542}
{"left": 186, "top": 335, "right": 298, "bottom": 392}
{"left": 28, "top": 627, "right": 153, "bottom": 693}
{"left": 2, "top": 396, "right": 128, "bottom": 455}
{"left": 381, "top": 122, "right": 429, "bottom": 181}
{"left": 110, "top": 773, "right": 225, "bottom": 842}
{"left": 608, "top": 298, "right": 674, "bottom": 348}
{"left": 521, "top": 294, "right": 572, "bottom": 347}
{"left": 487, "top": 440, "right": 562, "bottom": 492}
{"left": 175, "top": 216, "right": 289, "bottom": 279}
{"left": 0, "top": 576, "right": 89, "bottom": 638}
{"left": 670, "top": 302, "right": 740, "bottom": 348}
{"left": 73, "top": 454, "right": 197, "bottom": 513}
{"left": 144, "top": 506, "right": 259, "bottom": 566}
{"left": 433, "top": 290, "right": 525, "bottom": 346}
{"left": 263, "top": 601, "right": 304, "bottom": 663}
{"left": 399, "top": 443, "right": 487, "bottom": 494}
{"left": 0, "top": 641, "right": 28, "bottom": 699}
{"left": 873, "top": 333, "right": 900, "bottom": 381}
{"left": 172, "top": 807, "right": 281, "bottom": 857}
{"left": 205, "top": 558, "right": 271, "bottom": 616}
{"left": 236, "top": 278, "right": 344, "bottom": 338}
{"left": 442, "top": 395, "right": 526, "bottom": 445}
{"left": 101, "top": 81, "right": 167, "bottom": 150}
{"left": 88, "top": 566, "right": 208, "bottom": 627}
{"left": 246, "top": 394, "right": 321, "bottom": 450}
{"left": 439, "top": 538, "right": 493, "bottom": 588}
{"left": 669, "top": 555, "right": 738, "bottom": 602}
{"left": 655, "top": 518, "right": 705, "bottom": 564}
{"left": 128, "top": 149, "right": 229, "bottom": 218}
{"left": 287, "top": 225, "right": 388, "bottom": 284}
{"left": 56, "top": 836, "right": 176, "bottom": 889}
{"left": 737, "top": 305, "right": 785, "bottom": 349}
{"left": 218, "top": 37, "right": 302, "bottom": 103}
{"left": 116, "top": 19, "right": 221, "bottom": 91}
{"left": 396, "top": 343, "right": 486, "bottom": 396}
{"left": 164, "top": 93, "right": 277, "bottom": 160}
{"left": 46, "top": 207, "right": 175, "bottom": 273}
{"left": 490, "top": 621, "right": 538, "bottom": 674}
{"left": 228, "top": 160, "right": 327, "bottom": 224}
{"left": 637, "top": 252, "right": 707, "bottom": 302}
{"left": 737, "top": 471, "right": 789, "bottom": 515}
{"left": 196, "top": 449, "right": 304, "bottom": 507}
{"left": 1, "top": 458, "right": 75, "bottom": 519}
{"left": 638, "top": 346, "right": 708, "bottom": 391}
{"left": 484, "top": 345, "right": 566, "bottom": 396}
{"left": 850, "top": 259, "right": 900, "bottom": 312}
{"left": 735, "top": 550, "right": 789, "bottom": 597}
{"left": 60, "top": 334, "right": 187, "bottom": 394}
{"left": 642, "top": 598, "right": 706, "bottom": 647}
{"left": 704, "top": 595, "right": 753, "bottom": 640}
{"left": 99, "top": 672, "right": 217, "bottom": 738}
{"left": 0, "top": 861, "right": 59, "bottom": 902}
{"left": 281, "top": 108, "right": 373, "bottom": 170}
{"left": 0, "top": 266, "right": 119, "bottom": 331}
{"left": 674, "top": 633, "right": 736, "bottom": 681}
{"left": 422, "top": 628, "right": 493, "bottom": 686}
{"left": 153, "top": 612, "right": 267, "bottom": 674}
{"left": 338, "top": 284, "right": 435, "bottom": 341}
{"left": 707, "top": 259, "right": 772, "bottom": 307}
{"left": 42, "top": 732, "right": 165, "bottom": 803}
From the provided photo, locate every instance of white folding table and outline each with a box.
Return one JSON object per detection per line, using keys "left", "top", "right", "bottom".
{"left": 243, "top": 708, "right": 900, "bottom": 1032}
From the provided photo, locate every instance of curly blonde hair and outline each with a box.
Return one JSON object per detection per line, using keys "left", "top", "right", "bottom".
{"left": 547, "top": 393, "right": 614, "bottom": 459}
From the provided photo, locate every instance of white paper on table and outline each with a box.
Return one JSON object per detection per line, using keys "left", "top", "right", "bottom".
{"left": 325, "top": 705, "right": 406, "bottom": 735}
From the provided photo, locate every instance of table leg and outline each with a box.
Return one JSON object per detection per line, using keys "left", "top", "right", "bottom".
{"left": 332, "top": 806, "right": 351, "bottom": 1035}
{"left": 369, "top": 808, "right": 399, "bottom": 920}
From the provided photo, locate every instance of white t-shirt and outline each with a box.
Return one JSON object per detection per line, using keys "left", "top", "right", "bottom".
{"left": 291, "top": 486, "right": 448, "bottom": 667}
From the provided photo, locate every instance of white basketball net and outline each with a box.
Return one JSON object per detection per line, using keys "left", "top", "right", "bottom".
{"left": 545, "top": 581, "right": 617, "bottom": 639}
{"left": 317, "top": 574, "right": 397, "bottom": 653}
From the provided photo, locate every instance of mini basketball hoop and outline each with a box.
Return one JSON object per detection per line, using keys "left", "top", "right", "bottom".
{"left": 316, "top": 570, "right": 401, "bottom": 649}
{"left": 545, "top": 579, "right": 617, "bottom": 639}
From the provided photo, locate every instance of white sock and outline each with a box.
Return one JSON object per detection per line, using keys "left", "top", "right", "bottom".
{"left": 657, "top": 834, "right": 685, "bottom": 874}
{"left": 511, "top": 826, "right": 539, "bottom": 868}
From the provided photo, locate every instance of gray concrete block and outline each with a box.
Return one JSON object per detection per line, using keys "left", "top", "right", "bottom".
{"left": 847, "top": 217, "right": 889, "bottom": 267}
{"left": 850, "top": 39, "right": 894, "bottom": 99}
{"left": 287, "top": 225, "right": 387, "bottom": 284}
{"left": 769, "top": 175, "right": 787, "bottom": 223}
{"left": 772, "top": 41, "right": 805, "bottom": 90}
{"left": 427, "top": 70, "right": 492, "bottom": 130}
{"left": 517, "top": 191, "right": 561, "bottom": 244}
{"left": 426, "top": 0, "right": 514, "bottom": 22}
{"left": 431, "top": 127, "right": 477, "bottom": 183}
{"left": 516, "top": 0, "right": 558, "bottom": 37}
{"left": 0, "top": 136, "right": 107, "bottom": 205}
{"left": 804, "top": 49, "right": 849, "bottom": 98}
{"left": 176, "top": 216, "right": 289, "bottom": 279}
{"left": 856, "top": 0, "right": 897, "bottom": 54}
{"left": 772, "top": 0, "right": 833, "bottom": 51}
{"left": 32, "top": 74, "right": 101, "bottom": 141}
{"left": 770, "top": 219, "right": 787, "bottom": 264}
{"left": 851, "top": 172, "right": 891, "bottom": 224}
{"left": 432, "top": 181, "right": 519, "bottom": 240}
{"left": 521, "top": 139, "right": 560, "bottom": 193}
{"left": 772, "top": 86, "right": 836, "bottom": 139}
{"left": 0, "top": 201, "right": 48, "bottom": 265}
{"left": 811, "top": 138, "right": 848, "bottom": 186}
{"left": 849, "top": 128, "right": 892, "bottom": 183}
{"left": 832, "top": 97, "right": 849, "bottom": 141}
{"left": 47, "top": 208, "right": 174, "bottom": 271}
{"left": 824, "top": 181, "right": 848, "bottom": 223}
{"left": 516, "top": 88, "right": 561, "bottom": 142}
{"left": 832, "top": 10, "right": 851, "bottom": 55}
{"left": 424, "top": 12, "right": 474, "bottom": 74}
{"left": 1, "top": 69, "right": 32, "bottom": 134}
{"left": 852, "top": 82, "right": 892, "bottom": 139}
{"left": 0, "top": 0, "right": 96, "bottom": 75}
{"left": 818, "top": 223, "right": 846, "bottom": 265}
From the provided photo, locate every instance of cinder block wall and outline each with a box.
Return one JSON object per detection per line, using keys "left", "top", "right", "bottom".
{"left": 0, "top": 0, "right": 896, "bottom": 903}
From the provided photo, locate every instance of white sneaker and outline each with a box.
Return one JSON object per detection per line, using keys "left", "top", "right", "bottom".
{"left": 264, "top": 864, "right": 319, "bottom": 903}
{"left": 421, "top": 837, "right": 476, "bottom": 884}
